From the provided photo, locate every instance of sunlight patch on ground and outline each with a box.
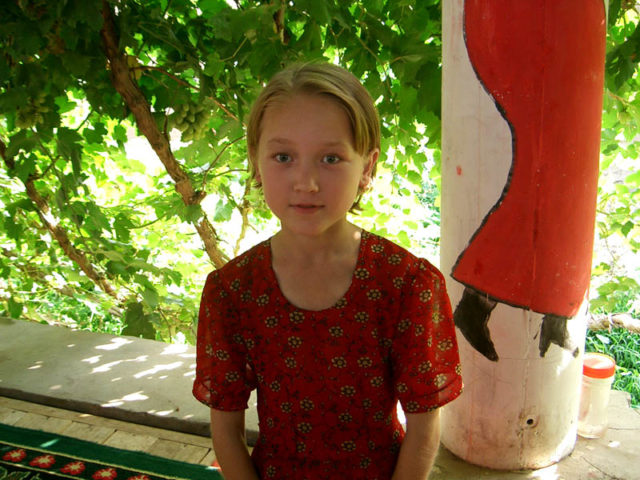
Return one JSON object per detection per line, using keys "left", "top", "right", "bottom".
{"left": 134, "top": 362, "right": 183, "bottom": 379}
{"left": 161, "top": 344, "right": 194, "bottom": 359}
{"left": 526, "top": 464, "right": 560, "bottom": 480}
{"left": 95, "top": 338, "right": 134, "bottom": 351}
{"left": 148, "top": 409, "right": 178, "bottom": 417}
{"left": 82, "top": 355, "right": 101, "bottom": 365}
{"left": 92, "top": 360, "right": 124, "bottom": 374}
{"left": 103, "top": 391, "right": 150, "bottom": 407}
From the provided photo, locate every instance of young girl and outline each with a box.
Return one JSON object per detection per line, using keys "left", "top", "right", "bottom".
{"left": 193, "top": 62, "right": 462, "bottom": 480}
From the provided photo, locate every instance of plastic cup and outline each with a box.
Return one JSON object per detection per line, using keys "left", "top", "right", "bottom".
{"left": 577, "top": 352, "right": 616, "bottom": 438}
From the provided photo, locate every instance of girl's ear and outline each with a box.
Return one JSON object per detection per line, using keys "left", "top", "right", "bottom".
{"left": 360, "top": 148, "right": 379, "bottom": 189}
{"left": 250, "top": 153, "right": 262, "bottom": 185}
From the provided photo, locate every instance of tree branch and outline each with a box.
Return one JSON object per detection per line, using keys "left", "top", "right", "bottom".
{"left": 100, "top": 1, "right": 227, "bottom": 269}
{"left": 2, "top": 247, "right": 75, "bottom": 298}
{"left": 234, "top": 181, "right": 253, "bottom": 257}
{"left": 0, "top": 138, "right": 119, "bottom": 299}
{"left": 588, "top": 312, "right": 640, "bottom": 334}
{"left": 273, "top": 0, "right": 289, "bottom": 44}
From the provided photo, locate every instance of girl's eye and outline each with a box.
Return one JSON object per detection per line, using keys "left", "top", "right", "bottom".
{"left": 322, "top": 155, "right": 341, "bottom": 165}
{"left": 274, "top": 153, "right": 292, "bottom": 163}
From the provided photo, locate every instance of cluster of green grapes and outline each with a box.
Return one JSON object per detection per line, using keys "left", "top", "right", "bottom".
{"left": 168, "top": 100, "right": 213, "bottom": 142}
{"left": 16, "top": 93, "right": 49, "bottom": 129}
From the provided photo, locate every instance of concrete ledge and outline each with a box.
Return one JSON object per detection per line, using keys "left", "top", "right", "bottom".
{"left": 0, "top": 317, "right": 258, "bottom": 443}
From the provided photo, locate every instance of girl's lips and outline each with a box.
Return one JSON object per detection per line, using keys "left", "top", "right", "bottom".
{"left": 290, "top": 204, "right": 323, "bottom": 213}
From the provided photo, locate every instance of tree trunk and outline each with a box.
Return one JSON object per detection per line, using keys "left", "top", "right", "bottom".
{"left": 100, "top": 0, "right": 227, "bottom": 269}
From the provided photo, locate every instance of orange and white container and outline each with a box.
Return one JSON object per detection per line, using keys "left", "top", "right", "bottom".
{"left": 577, "top": 352, "right": 616, "bottom": 438}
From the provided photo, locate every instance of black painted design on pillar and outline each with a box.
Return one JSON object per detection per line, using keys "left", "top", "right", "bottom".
{"left": 539, "top": 315, "right": 580, "bottom": 358}
{"left": 455, "top": 292, "right": 582, "bottom": 362}
{"left": 453, "top": 287, "right": 499, "bottom": 361}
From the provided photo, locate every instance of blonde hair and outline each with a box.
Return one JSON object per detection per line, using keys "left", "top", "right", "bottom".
{"left": 246, "top": 62, "right": 381, "bottom": 209}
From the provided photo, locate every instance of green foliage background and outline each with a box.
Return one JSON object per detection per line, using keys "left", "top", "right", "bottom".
{"left": 1, "top": 0, "right": 638, "bottom": 343}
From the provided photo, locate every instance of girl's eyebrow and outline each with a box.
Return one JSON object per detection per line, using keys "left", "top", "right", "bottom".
{"left": 265, "top": 137, "right": 293, "bottom": 146}
{"left": 266, "top": 137, "right": 349, "bottom": 149}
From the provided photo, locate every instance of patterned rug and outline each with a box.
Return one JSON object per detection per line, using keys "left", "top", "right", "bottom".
{"left": 0, "top": 423, "right": 222, "bottom": 479}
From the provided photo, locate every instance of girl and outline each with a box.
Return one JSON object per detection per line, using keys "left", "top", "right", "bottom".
{"left": 193, "top": 63, "right": 462, "bottom": 480}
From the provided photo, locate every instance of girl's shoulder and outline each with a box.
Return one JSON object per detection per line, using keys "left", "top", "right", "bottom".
{"left": 205, "top": 239, "right": 271, "bottom": 288}
{"left": 361, "top": 230, "right": 445, "bottom": 284}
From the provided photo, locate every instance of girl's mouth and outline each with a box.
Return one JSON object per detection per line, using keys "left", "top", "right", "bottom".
{"left": 291, "top": 204, "right": 323, "bottom": 212}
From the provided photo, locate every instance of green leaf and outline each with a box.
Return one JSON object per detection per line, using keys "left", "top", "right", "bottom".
{"left": 100, "top": 250, "right": 126, "bottom": 262}
{"left": 213, "top": 200, "right": 233, "bottom": 222}
{"left": 200, "top": 0, "right": 227, "bottom": 16}
{"left": 12, "top": 154, "right": 37, "bottom": 184}
{"left": 6, "top": 132, "right": 38, "bottom": 160}
{"left": 8, "top": 297, "right": 24, "bottom": 319}
{"left": 297, "top": 0, "right": 333, "bottom": 25}
{"left": 129, "top": 259, "right": 160, "bottom": 274}
{"left": 112, "top": 125, "right": 128, "bottom": 145}
{"left": 406, "top": 170, "right": 422, "bottom": 187}
{"left": 113, "top": 214, "right": 133, "bottom": 242}
{"left": 621, "top": 221, "right": 634, "bottom": 237}
{"left": 626, "top": 170, "right": 640, "bottom": 186}
{"left": 397, "top": 230, "right": 411, "bottom": 247}
{"left": 84, "top": 202, "right": 111, "bottom": 232}
{"left": 84, "top": 122, "right": 108, "bottom": 144}
{"left": 142, "top": 286, "right": 160, "bottom": 308}
{"left": 12, "top": 198, "right": 36, "bottom": 212}
{"left": 4, "top": 217, "right": 23, "bottom": 242}
{"left": 105, "top": 260, "right": 130, "bottom": 276}
{"left": 182, "top": 204, "right": 204, "bottom": 223}
{"left": 204, "top": 52, "right": 223, "bottom": 80}
{"left": 62, "top": 52, "right": 91, "bottom": 76}
{"left": 122, "top": 302, "right": 156, "bottom": 339}
{"left": 55, "top": 95, "right": 78, "bottom": 114}
{"left": 297, "top": 22, "right": 323, "bottom": 51}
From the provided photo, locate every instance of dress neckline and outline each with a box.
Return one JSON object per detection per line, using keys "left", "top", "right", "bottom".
{"left": 264, "top": 230, "right": 369, "bottom": 313}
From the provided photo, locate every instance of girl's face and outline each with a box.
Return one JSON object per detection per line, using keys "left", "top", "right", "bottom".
{"left": 256, "top": 93, "right": 377, "bottom": 238}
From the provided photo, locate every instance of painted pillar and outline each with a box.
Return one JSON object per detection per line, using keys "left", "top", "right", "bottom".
{"left": 440, "top": 0, "right": 607, "bottom": 470}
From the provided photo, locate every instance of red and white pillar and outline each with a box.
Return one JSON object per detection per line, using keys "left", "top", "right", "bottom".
{"left": 440, "top": 0, "right": 607, "bottom": 469}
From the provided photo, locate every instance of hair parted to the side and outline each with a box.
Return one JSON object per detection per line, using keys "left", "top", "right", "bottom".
{"left": 246, "top": 62, "right": 381, "bottom": 211}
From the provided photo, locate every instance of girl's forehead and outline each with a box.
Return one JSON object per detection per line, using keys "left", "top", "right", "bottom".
{"left": 266, "top": 92, "right": 345, "bottom": 116}
{"left": 259, "top": 93, "right": 354, "bottom": 139}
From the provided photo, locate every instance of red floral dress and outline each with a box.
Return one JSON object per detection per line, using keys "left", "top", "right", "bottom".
{"left": 193, "top": 231, "right": 462, "bottom": 479}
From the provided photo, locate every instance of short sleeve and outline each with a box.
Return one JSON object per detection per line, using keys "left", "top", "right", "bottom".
{"left": 192, "top": 270, "right": 253, "bottom": 411}
{"left": 391, "top": 260, "right": 463, "bottom": 413}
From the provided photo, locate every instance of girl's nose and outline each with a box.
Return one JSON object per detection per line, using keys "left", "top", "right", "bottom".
{"left": 293, "top": 163, "right": 320, "bottom": 192}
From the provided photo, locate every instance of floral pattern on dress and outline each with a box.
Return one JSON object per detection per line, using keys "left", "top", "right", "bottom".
{"left": 193, "top": 231, "right": 463, "bottom": 480}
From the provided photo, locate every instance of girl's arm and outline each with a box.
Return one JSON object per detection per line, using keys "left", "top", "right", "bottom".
{"left": 210, "top": 408, "right": 259, "bottom": 480}
{"left": 391, "top": 410, "right": 441, "bottom": 480}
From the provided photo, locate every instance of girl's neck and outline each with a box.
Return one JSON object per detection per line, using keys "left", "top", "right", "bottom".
{"left": 271, "top": 221, "right": 362, "bottom": 262}
{"left": 269, "top": 221, "right": 363, "bottom": 311}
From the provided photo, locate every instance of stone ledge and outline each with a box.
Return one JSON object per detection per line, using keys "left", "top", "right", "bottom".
{"left": 0, "top": 317, "right": 258, "bottom": 444}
